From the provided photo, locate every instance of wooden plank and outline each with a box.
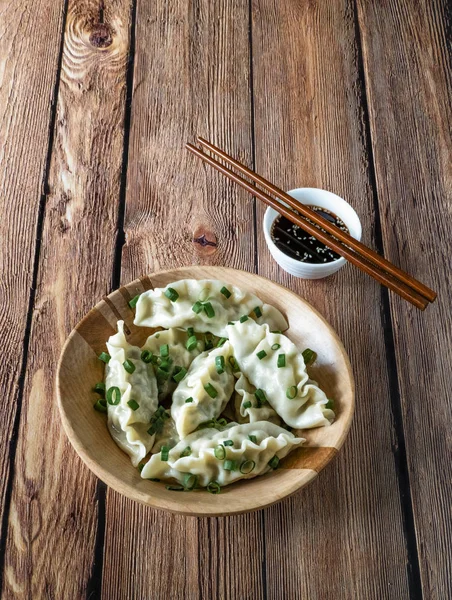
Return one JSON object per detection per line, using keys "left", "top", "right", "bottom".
{"left": 0, "top": 0, "right": 66, "bottom": 567}
{"left": 252, "top": 1, "right": 412, "bottom": 597}
{"left": 1, "top": 0, "right": 131, "bottom": 597}
{"left": 101, "top": 1, "right": 264, "bottom": 598}
{"left": 357, "top": 0, "right": 452, "bottom": 597}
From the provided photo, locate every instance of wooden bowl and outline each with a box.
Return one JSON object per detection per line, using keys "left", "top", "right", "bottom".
{"left": 57, "top": 266, "right": 354, "bottom": 516}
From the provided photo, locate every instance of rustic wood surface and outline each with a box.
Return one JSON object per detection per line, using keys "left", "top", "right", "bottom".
{"left": 0, "top": 0, "right": 450, "bottom": 598}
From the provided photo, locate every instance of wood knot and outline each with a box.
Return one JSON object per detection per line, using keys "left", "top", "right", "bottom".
{"left": 193, "top": 226, "right": 217, "bottom": 256}
{"left": 89, "top": 23, "right": 113, "bottom": 48}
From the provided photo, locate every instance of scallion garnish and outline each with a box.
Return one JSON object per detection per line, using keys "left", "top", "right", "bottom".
{"left": 173, "top": 367, "right": 187, "bottom": 383}
{"left": 159, "top": 359, "right": 171, "bottom": 372}
{"left": 223, "top": 440, "right": 233, "bottom": 447}
{"left": 180, "top": 446, "right": 192, "bottom": 457}
{"left": 239, "top": 315, "right": 249, "bottom": 323}
{"left": 94, "top": 399, "right": 107, "bottom": 413}
{"left": 183, "top": 473, "right": 198, "bottom": 490}
{"left": 204, "top": 383, "right": 218, "bottom": 398}
{"left": 106, "top": 386, "right": 121, "bottom": 405}
{"left": 220, "top": 286, "right": 232, "bottom": 299}
{"left": 127, "top": 399, "right": 139, "bottom": 411}
{"left": 203, "top": 302, "right": 215, "bottom": 318}
{"left": 129, "top": 294, "right": 140, "bottom": 309}
{"left": 123, "top": 359, "right": 135, "bottom": 374}
{"left": 141, "top": 350, "right": 153, "bottom": 363}
{"left": 156, "top": 367, "right": 170, "bottom": 381}
{"left": 271, "top": 343, "right": 281, "bottom": 351}
{"left": 216, "top": 337, "right": 227, "bottom": 347}
{"left": 240, "top": 460, "right": 255, "bottom": 474}
{"left": 271, "top": 330, "right": 282, "bottom": 334}
{"left": 254, "top": 389, "right": 267, "bottom": 406}
{"left": 228, "top": 356, "right": 240, "bottom": 372}
{"left": 256, "top": 350, "right": 267, "bottom": 360}
{"left": 286, "top": 385, "right": 297, "bottom": 399}
{"left": 214, "top": 445, "right": 226, "bottom": 460}
{"left": 98, "top": 352, "right": 111, "bottom": 364}
{"left": 160, "top": 446, "right": 169, "bottom": 461}
{"left": 166, "top": 485, "right": 184, "bottom": 491}
{"left": 138, "top": 463, "right": 144, "bottom": 472}
{"left": 224, "top": 459, "right": 237, "bottom": 471}
{"left": 186, "top": 335, "right": 198, "bottom": 351}
{"left": 242, "top": 400, "right": 252, "bottom": 409}
{"left": 207, "top": 481, "right": 221, "bottom": 494}
{"left": 164, "top": 287, "right": 179, "bottom": 302}
{"left": 325, "top": 399, "right": 335, "bottom": 410}
{"left": 277, "top": 354, "right": 286, "bottom": 368}
{"left": 204, "top": 334, "right": 214, "bottom": 350}
{"left": 185, "top": 397, "right": 194, "bottom": 403}
{"left": 192, "top": 301, "right": 203, "bottom": 314}
{"left": 217, "top": 418, "right": 228, "bottom": 427}
{"left": 268, "top": 456, "right": 280, "bottom": 469}
{"left": 248, "top": 435, "right": 257, "bottom": 444}
{"left": 187, "top": 327, "right": 195, "bottom": 337}
{"left": 93, "top": 382, "right": 106, "bottom": 395}
{"left": 160, "top": 344, "right": 169, "bottom": 358}
{"left": 215, "top": 355, "right": 225, "bottom": 374}
{"left": 253, "top": 306, "right": 263, "bottom": 318}
{"left": 302, "top": 348, "right": 317, "bottom": 366}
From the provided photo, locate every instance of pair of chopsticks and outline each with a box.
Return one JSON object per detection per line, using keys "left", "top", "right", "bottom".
{"left": 186, "top": 137, "right": 436, "bottom": 310}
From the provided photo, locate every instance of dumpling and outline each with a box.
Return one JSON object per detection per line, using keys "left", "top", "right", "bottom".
{"left": 134, "top": 279, "right": 288, "bottom": 336}
{"left": 142, "top": 328, "right": 204, "bottom": 399}
{"left": 226, "top": 320, "right": 334, "bottom": 429}
{"left": 140, "top": 421, "right": 304, "bottom": 487}
{"left": 171, "top": 342, "right": 235, "bottom": 438}
{"left": 105, "top": 321, "right": 158, "bottom": 466}
{"left": 233, "top": 373, "right": 281, "bottom": 425}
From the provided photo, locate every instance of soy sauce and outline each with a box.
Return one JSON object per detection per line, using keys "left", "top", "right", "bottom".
{"left": 270, "top": 206, "right": 349, "bottom": 264}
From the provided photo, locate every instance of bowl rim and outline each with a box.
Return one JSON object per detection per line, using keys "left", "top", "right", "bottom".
{"left": 263, "top": 187, "right": 362, "bottom": 271}
{"left": 56, "top": 265, "right": 355, "bottom": 516}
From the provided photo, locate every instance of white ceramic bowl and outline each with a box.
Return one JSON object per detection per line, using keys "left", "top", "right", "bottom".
{"left": 263, "top": 188, "right": 362, "bottom": 279}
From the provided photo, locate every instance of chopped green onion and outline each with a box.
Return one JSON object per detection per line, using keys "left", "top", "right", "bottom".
{"left": 216, "top": 418, "right": 228, "bottom": 427}
{"left": 192, "top": 301, "right": 203, "bottom": 314}
{"left": 243, "top": 400, "right": 252, "bottom": 409}
{"left": 240, "top": 460, "right": 255, "bottom": 474}
{"left": 138, "top": 463, "right": 144, "bottom": 472}
{"left": 164, "top": 287, "right": 179, "bottom": 302}
{"left": 227, "top": 321, "right": 234, "bottom": 325}
{"left": 141, "top": 350, "right": 153, "bottom": 363}
{"left": 253, "top": 306, "right": 263, "bottom": 318}
{"left": 183, "top": 473, "right": 198, "bottom": 490}
{"left": 186, "top": 335, "right": 198, "bottom": 351}
{"left": 228, "top": 356, "right": 240, "bottom": 372}
{"left": 204, "top": 383, "right": 218, "bottom": 398}
{"left": 207, "top": 481, "right": 221, "bottom": 494}
{"left": 204, "top": 334, "right": 214, "bottom": 350}
{"left": 248, "top": 435, "right": 257, "bottom": 444}
{"left": 93, "top": 382, "right": 105, "bottom": 395}
{"left": 223, "top": 440, "right": 233, "bottom": 447}
{"left": 302, "top": 348, "right": 317, "bottom": 366}
{"left": 268, "top": 455, "right": 280, "bottom": 469}
{"left": 180, "top": 446, "right": 192, "bottom": 457}
{"left": 150, "top": 354, "right": 159, "bottom": 365}
{"left": 155, "top": 333, "right": 160, "bottom": 339}
{"left": 325, "top": 399, "right": 335, "bottom": 410}
{"left": 98, "top": 352, "right": 111, "bottom": 364}
{"left": 203, "top": 302, "right": 215, "bottom": 318}
{"left": 106, "top": 386, "right": 121, "bottom": 405}
{"left": 271, "top": 343, "right": 281, "bottom": 351}
{"left": 271, "top": 330, "right": 282, "bottom": 334}
{"left": 166, "top": 485, "right": 184, "bottom": 491}
{"left": 256, "top": 350, "right": 267, "bottom": 360}
{"left": 216, "top": 337, "right": 227, "bottom": 347}
{"left": 156, "top": 367, "right": 170, "bottom": 381}
{"left": 94, "top": 399, "right": 107, "bottom": 413}
{"left": 215, "top": 355, "right": 225, "bottom": 374}
{"left": 160, "top": 344, "right": 169, "bottom": 358}
{"left": 277, "top": 354, "right": 286, "bottom": 368}
{"left": 254, "top": 389, "right": 267, "bottom": 406}
{"left": 286, "top": 385, "right": 297, "bottom": 399}
{"left": 123, "top": 359, "right": 135, "bottom": 374}
{"left": 160, "top": 446, "right": 169, "bottom": 461}
{"left": 173, "top": 367, "right": 187, "bottom": 383}
{"left": 187, "top": 327, "right": 195, "bottom": 337}
{"left": 129, "top": 294, "right": 140, "bottom": 308}
{"left": 147, "top": 422, "right": 159, "bottom": 435}
{"left": 127, "top": 399, "right": 140, "bottom": 411}
{"left": 220, "top": 286, "right": 232, "bottom": 299}
{"left": 239, "top": 315, "right": 249, "bottom": 323}
{"left": 214, "top": 445, "right": 226, "bottom": 460}
{"left": 185, "top": 397, "right": 194, "bottom": 403}
{"left": 159, "top": 359, "right": 171, "bottom": 372}
{"left": 149, "top": 478, "right": 160, "bottom": 482}
{"left": 224, "top": 459, "right": 238, "bottom": 471}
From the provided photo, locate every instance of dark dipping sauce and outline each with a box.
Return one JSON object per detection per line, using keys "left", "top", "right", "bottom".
{"left": 271, "top": 206, "right": 349, "bottom": 264}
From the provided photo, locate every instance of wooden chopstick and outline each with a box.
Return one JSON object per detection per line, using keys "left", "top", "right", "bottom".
{"left": 186, "top": 142, "right": 432, "bottom": 310}
{"left": 197, "top": 137, "right": 437, "bottom": 305}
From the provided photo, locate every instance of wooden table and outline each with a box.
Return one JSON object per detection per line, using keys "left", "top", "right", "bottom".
{"left": 1, "top": 1, "right": 450, "bottom": 598}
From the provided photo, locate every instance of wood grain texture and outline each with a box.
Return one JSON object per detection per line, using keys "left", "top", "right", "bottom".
{"left": 1, "top": 0, "right": 131, "bottom": 597}
{"left": 101, "top": 1, "right": 265, "bottom": 598}
{"left": 251, "top": 0, "right": 412, "bottom": 597}
{"left": 0, "top": 0, "right": 66, "bottom": 559}
{"left": 357, "top": 0, "right": 452, "bottom": 597}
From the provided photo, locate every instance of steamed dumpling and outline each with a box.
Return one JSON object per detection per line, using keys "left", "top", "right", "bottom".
{"left": 141, "top": 421, "right": 304, "bottom": 486}
{"left": 233, "top": 373, "right": 281, "bottom": 425}
{"left": 105, "top": 321, "right": 158, "bottom": 466}
{"left": 171, "top": 343, "right": 235, "bottom": 438}
{"left": 226, "top": 320, "right": 334, "bottom": 429}
{"left": 134, "top": 279, "right": 288, "bottom": 336}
